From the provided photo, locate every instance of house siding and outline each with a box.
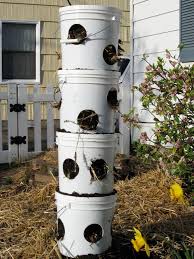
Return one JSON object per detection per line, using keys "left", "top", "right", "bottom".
{"left": 0, "top": 1, "right": 62, "bottom": 86}
{"left": 131, "top": 0, "right": 180, "bottom": 140}
{"left": 0, "top": 0, "right": 130, "bottom": 87}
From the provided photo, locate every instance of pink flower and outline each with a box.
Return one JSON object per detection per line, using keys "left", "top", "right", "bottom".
{"left": 182, "top": 117, "right": 188, "bottom": 123}
{"left": 133, "top": 114, "right": 139, "bottom": 123}
{"left": 146, "top": 65, "right": 152, "bottom": 71}
{"left": 171, "top": 87, "right": 177, "bottom": 96}
{"left": 187, "top": 137, "right": 193, "bottom": 144}
{"left": 175, "top": 140, "right": 182, "bottom": 149}
{"left": 156, "top": 68, "right": 163, "bottom": 74}
{"left": 140, "top": 83, "right": 151, "bottom": 95}
{"left": 171, "top": 74, "right": 177, "bottom": 80}
{"left": 165, "top": 50, "right": 171, "bottom": 59}
{"left": 179, "top": 73, "right": 187, "bottom": 81}
{"left": 169, "top": 60, "right": 177, "bottom": 67}
{"left": 166, "top": 53, "right": 171, "bottom": 59}
{"left": 183, "top": 83, "right": 189, "bottom": 91}
{"left": 140, "top": 132, "right": 149, "bottom": 144}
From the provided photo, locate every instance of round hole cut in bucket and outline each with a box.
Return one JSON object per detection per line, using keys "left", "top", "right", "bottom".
{"left": 107, "top": 88, "right": 119, "bottom": 109}
{"left": 59, "top": 5, "right": 121, "bottom": 71}
{"left": 58, "top": 70, "right": 120, "bottom": 133}
{"left": 68, "top": 24, "right": 87, "bottom": 42}
{"left": 103, "top": 44, "right": 118, "bottom": 65}
{"left": 84, "top": 224, "right": 103, "bottom": 243}
{"left": 90, "top": 159, "right": 108, "bottom": 181}
{"left": 57, "top": 218, "right": 65, "bottom": 240}
{"left": 55, "top": 191, "right": 116, "bottom": 257}
{"left": 56, "top": 131, "right": 116, "bottom": 195}
{"left": 77, "top": 110, "right": 99, "bottom": 131}
{"left": 63, "top": 159, "right": 79, "bottom": 179}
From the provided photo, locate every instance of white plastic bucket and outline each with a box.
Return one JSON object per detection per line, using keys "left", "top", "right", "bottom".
{"left": 56, "top": 131, "right": 116, "bottom": 194}
{"left": 58, "top": 70, "right": 120, "bottom": 133}
{"left": 55, "top": 191, "right": 116, "bottom": 257}
{"left": 59, "top": 5, "right": 121, "bottom": 70}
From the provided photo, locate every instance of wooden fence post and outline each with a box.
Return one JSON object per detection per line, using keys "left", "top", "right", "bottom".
{"left": 8, "top": 84, "right": 18, "bottom": 163}
{"left": 34, "top": 84, "right": 42, "bottom": 152}
{"left": 46, "top": 85, "right": 55, "bottom": 149}
{"left": 18, "top": 84, "right": 28, "bottom": 161}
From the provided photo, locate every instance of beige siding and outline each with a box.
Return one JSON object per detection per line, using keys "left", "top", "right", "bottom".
{"left": 70, "top": 0, "right": 129, "bottom": 10}
{"left": 41, "top": 22, "right": 60, "bottom": 39}
{"left": 0, "top": 0, "right": 130, "bottom": 87}
{"left": 0, "top": 0, "right": 64, "bottom": 6}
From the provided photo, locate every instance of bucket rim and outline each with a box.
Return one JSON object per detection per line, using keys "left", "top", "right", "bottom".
{"left": 59, "top": 5, "right": 121, "bottom": 15}
{"left": 55, "top": 190, "right": 117, "bottom": 204}
{"left": 58, "top": 69, "right": 120, "bottom": 78}
{"left": 56, "top": 131, "right": 116, "bottom": 140}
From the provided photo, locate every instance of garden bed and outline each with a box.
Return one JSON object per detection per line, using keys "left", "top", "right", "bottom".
{"left": 0, "top": 151, "right": 193, "bottom": 259}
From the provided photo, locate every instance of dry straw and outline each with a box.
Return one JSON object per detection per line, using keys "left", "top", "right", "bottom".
{"left": 0, "top": 151, "right": 193, "bottom": 259}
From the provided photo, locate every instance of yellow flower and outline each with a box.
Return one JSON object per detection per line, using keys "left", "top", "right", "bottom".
{"left": 131, "top": 227, "right": 150, "bottom": 257}
{"left": 170, "top": 183, "right": 185, "bottom": 203}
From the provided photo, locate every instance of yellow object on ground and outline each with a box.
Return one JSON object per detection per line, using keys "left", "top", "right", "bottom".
{"left": 170, "top": 183, "right": 185, "bottom": 204}
{"left": 131, "top": 227, "right": 150, "bottom": 257}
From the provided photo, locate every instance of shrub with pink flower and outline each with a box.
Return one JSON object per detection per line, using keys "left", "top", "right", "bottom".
{"left": 126, "top": 49, "right": 194, "bottom": 192}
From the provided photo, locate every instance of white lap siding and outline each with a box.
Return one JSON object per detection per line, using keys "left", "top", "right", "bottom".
{"left": 131, "top": 0, "right": 180, "bottom": 141}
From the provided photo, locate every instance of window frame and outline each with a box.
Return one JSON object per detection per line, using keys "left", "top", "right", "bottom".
{"left": 0, "top": 20, "right": 40, "bottom": 84}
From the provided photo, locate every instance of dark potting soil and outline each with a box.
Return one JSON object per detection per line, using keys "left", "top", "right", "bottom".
{"left": 77, "top": 110, "right": 99, "bottom": 130}
{"left": 90, "top": 159, "right": 108, "bottom": 180}
{"left": 63, "top": 158, "right": 79, "bottom": 179}
{"left": 68, "top": 24, "right": 87, "bottom": 42}
{"left": 57, "top": 218, "right": 65, "bottom": 240}
{"left": 103, "top": 45, "right": 117, "bottom": 65}
{"left": 57, "top": 129, "right": 115, "bottom": 135}
{"left": 56, "top": 188, "right": 117, "bottom": 197}
{"left": 84, "top": 224, "right": 103, "bottom": 243}
{"left": 57, "top": 128, "right": 71, "bottom": 133}
{"left": 107, "top": 89, "right": 119, "bottom": 109}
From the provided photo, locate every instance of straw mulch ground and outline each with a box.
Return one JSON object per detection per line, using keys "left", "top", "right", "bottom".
{"left": 0, "top": 151, "right": 193, "bottom": 259}
{"left": 114, "top": 171, "right": 193, "bottom": 258}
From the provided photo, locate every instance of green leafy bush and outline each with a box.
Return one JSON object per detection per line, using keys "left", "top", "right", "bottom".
{"left": 126, "top": 50, "right": 194, "bottom": 192}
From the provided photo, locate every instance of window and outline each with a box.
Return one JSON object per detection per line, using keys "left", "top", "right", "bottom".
{"left": 0, "top": 21, "right": 40, "bottom": 83}
{"left": 180, "top": 0, "right": 194, "bottom": 62}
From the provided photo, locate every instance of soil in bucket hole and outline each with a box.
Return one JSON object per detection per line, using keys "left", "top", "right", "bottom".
{"left": 63, "top": 159, "right": 79, "bottom": 179}
{"left": 103, "top": 45, "right": 118, "bottom": 65}
{"left": 84, "top": 224, "right": 103, "bottom": 243}
{"left": 68, "top": 24, "right": 87, "bottom": 44}
{"left": 107, "top": 88, "right": 119, "bottom": 109}
{"left": 57, "top": 219, "right": 65, "bottom": 240}
{"left": 77, "top": 110, "right": 99, "bottom": 130}
{"left": 90, "top": 159, "right": 108, "bottom": 180}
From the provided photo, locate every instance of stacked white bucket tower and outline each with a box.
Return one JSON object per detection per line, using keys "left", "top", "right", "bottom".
{"left": 55, "top": 5, "right": 121, "bottom": 258}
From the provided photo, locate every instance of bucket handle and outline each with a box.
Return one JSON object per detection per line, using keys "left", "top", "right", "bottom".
{"left": 57, "top": 203, "right": 71, "bottom": 217}
{"left": 61, "top": 39, "right": 83, "bottom": 44}
{"left": 59, "top": 78, "right": 66, "bottom": 85}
